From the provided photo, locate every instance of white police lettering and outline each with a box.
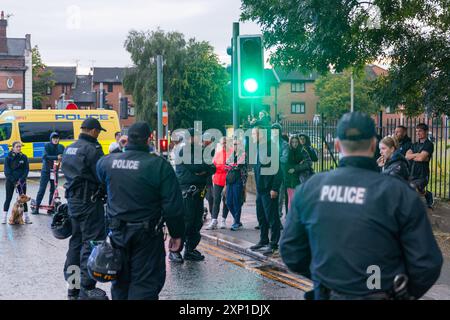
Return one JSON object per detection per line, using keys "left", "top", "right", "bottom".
{"left": 112, "top": 159, "right": 140, "bottom": 170}
{"left": 320, "top": 185, "right": 366, "bottom": 204}
{"left": 65, "top": 147, "right": 78, "bottom": 155}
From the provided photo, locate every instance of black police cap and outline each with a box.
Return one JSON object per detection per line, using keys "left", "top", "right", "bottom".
{"left": 128, "top": 122, "right": 151, "bottom": 140}
{"left": 81, "top": 118, "right": 106, "bottom": 132}
{"left": 337, "top": 112, "right": 376, "bottom": 141}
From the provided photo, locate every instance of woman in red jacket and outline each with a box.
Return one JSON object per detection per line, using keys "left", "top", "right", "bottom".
{"left": 205, "top": 137, "right": 230, "bottom": 230}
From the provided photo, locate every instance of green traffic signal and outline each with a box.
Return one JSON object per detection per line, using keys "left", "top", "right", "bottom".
{"left": 244, "top": 78, "right": 258, "bottom": 93}
{"left": 237, "top": 35, "right": 264, "bottom": 99}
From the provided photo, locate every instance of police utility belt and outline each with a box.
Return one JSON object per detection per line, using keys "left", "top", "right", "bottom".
{"left": 65, "top": 181, "right": 106, "bottom": 203}
{"left": 316, "top": 274, "right": 412, "bottom": 300}
{"left": 108, "top": 216, "right": 164, "bottom": 237}
{"left": 181, "top": 185, "right": 206, "bottom": 199}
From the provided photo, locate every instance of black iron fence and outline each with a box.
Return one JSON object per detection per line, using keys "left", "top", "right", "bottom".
{"left": 281, "top": 115, "right": 450, "bottom": 200}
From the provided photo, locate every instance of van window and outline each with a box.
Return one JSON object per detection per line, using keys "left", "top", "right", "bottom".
{"left": 19, "top": 122, "right": 74, "bottom": 143}
{"left": 0, "top": 123, "right": 12, "bottom": 141}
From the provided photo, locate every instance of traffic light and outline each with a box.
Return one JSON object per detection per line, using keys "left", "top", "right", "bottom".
{"left": 159, "top": 139, "right": 168, "bottom": 153}
{"left": 237, "top": 35, "right": 264, "bottom": 99}
{"left": 119, "top": 97, "right": 128, "bottom": 119}
{"left": 102, "top": 89, "right": 108, "bottom": 108}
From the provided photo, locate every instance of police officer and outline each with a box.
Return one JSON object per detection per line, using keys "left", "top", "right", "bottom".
{"left": 61, "top": 118, "right": 107, "bottom": 300}
{"left": 280, "top": 112, "right": 443, "bottom": 300}
{"left": 174, "top": 128, "right": 215, "bottom": 262}
{"left": 97, "top": 122, "right": 185, "bottom": 300}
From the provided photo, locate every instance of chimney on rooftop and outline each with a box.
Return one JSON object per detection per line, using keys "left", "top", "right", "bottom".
{"left": 0, "top": 11, "right": 8, "bottom": 54}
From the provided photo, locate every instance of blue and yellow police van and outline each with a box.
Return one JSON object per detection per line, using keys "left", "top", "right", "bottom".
{"left": 0, "top": 109, "right": 121, "bottom": 171}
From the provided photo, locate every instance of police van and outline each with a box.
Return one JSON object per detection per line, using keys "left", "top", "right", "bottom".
{"left": 0, "top": 109, "right": 121, "bottom": 171}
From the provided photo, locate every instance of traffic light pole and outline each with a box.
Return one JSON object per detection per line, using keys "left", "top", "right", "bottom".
{"left": 232, "top": 22, "right": 239, "bottom": 131}
{"left": 156, "top": 55, "right": 163, "bottom": 152}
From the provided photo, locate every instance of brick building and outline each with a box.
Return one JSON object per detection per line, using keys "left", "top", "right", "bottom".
{"left": 92, "top": 67, "right": 135, "bottom": 128}
{"left": 0, "top": 11, "right": 32, "bottom": 110}
{"left": 262, "top": 68, "right": 320, "bottom": 122}
{"left": 40, "top": 66, "right": 135, "bottom": 128}
{"left": 40, "top": 66, "right": 76, "bottom": 108}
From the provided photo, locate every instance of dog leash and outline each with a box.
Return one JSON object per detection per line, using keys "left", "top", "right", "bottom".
{"left": 16, "top": 181, "right": 26, "bottom": 195}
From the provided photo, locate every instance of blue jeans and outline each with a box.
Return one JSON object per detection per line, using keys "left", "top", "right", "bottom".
{"left": 226, "top": 181, "right": 243, "bottom": 226}
{"left": 35, "top": 171, "right": 56, "bottom": 207}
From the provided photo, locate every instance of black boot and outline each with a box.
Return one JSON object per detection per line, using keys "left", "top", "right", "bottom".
{"left": 184, "top": 249, "right": 205, "bottom": 261}
{"left": 169, "top": 252, "right": 184, "bottom": 263}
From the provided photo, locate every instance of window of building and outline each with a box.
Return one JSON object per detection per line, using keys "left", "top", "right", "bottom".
{"left": 46, "top": 86, "right": 52, "bottom": 95}
{"left": 291, "top": 102, "right": 306, "bottom": 114}
{"left": 62, "top": 86, "right": 66, "bottom": 94}
{"left": 107, "top": 84, "right": 114, "bottom": 93}
{"left": 19, "top": 122, "right": 74, "bottom": 143}
{"left": 291, "top": 82, "right": 305, "bottom": 92}
{"left": 0, "top": 123, "right": 12, "bottom": 141}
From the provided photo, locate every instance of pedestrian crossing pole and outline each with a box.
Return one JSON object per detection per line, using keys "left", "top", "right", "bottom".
{"left": 157, "top": 55, "right": 163, "bottom": 153}
{"left": 232, "top": 22, "right": 240, "bottom": 131}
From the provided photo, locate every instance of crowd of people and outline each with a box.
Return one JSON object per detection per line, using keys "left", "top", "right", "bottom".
{"left": 0, "top": 111, "right": 441, "bottom": 300}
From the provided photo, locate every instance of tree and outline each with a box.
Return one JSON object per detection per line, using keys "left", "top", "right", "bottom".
{"left": 123, "top": 29, "right": 231, "bottom": 130}
{"left": 241, "top": 0, "right": 449, "bottom": 115}
{"left": 32, "top": 46, "right": 54, "bottom": 109}
{"left": 315, "top": 69, "right": 380, "bottom": 120}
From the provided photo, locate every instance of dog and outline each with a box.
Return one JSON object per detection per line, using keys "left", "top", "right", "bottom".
{"left": 9, "top": 194, "right": 31, "bottom": 225}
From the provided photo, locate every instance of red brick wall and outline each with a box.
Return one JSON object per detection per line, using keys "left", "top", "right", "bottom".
{"left": 0, "top": 58, "right": 25, "bottom": 68}
{"left": 40, "top": 84, "right": 74, "bottom": 109}
{"left": 0, "top": 71, "right": 24, "bottom": 93}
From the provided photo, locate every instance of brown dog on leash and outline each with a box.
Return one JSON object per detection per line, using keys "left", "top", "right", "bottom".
{"left": 9, "top": 194, "right": 31, "bottom": 225}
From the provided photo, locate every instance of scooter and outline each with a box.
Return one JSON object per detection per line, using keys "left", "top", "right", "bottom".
{"left": 31, "top": 161, "right": 62, "bottom": 215}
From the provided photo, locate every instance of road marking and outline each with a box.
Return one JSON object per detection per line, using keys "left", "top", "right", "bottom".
{"left": 198, "top": 243, "right": 312, "bottom": 292}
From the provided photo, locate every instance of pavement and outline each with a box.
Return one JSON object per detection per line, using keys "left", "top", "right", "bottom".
{"left": 201, "top": 192, "right": 450, "bottom": 300}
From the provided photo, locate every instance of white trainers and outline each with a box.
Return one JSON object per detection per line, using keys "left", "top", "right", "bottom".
{"left": 24, "top": 213, "right": 32, "bottom": 224}
{"left": 205, "top": 219, "right": 218, "bottom": 230}
{"left": 1, "top": 212, "right": 7, "bottom": 224}
{"left": 219, "top": 218, "right": 226, "bottom": 229}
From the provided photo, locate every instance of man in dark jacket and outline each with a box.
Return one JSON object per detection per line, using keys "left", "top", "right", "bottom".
{"left": 61, "top": 118, "right": 107, "bottom": 300}
{"left": 174, "top": 128, "right": 215, "bottom": 262}
{"left": 395, "top": 125, "right": 413, "bottom": 156}
{"left": 250, "top": 123, "right": 284, "bottom": 256}
{"left": 32, "top": 132, "right": 65, "bottom": 214}
{"left": 280, "top": 112, "right": 442, "bottom": 300}
{"left": 97, "top": 122, "right": 185, "bottom": 300}
{"left": 406, "top": 123, "right": 434, "bottom": 208}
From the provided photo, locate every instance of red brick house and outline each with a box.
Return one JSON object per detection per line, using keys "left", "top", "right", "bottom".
{"left": 0, "top": 11, "right": 32, "bottom": 110}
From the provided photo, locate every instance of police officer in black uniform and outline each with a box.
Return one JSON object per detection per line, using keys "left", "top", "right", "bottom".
{"left": 174, "top": 128, "right": 215, "bottom": 262}
{"left": 97, "top": 122, "right": 185, "bottom": 300}
{"left": 280, "top": 112, "right": 443, "bottom": 300}
{"left": 61, "top": 118, "right": 107, "bottom": 300}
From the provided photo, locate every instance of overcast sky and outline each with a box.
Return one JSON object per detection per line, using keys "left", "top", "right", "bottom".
{"left": 3, "top": 0, "right": 262, "bottom": 73}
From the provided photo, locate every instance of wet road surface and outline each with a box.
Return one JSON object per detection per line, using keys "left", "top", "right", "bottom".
{"left": 0, "top": 177, "right": 306, "bottom": 300}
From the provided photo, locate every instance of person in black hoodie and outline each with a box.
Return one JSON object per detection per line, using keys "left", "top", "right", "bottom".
{"left": 32, "top": 132, "right": 65, "bottom": 215}
{"left": 377, "top": 136, "right": 410, "bottom": 181}
{"left": 3, "top": 141, "right": 30, "bottom": 224}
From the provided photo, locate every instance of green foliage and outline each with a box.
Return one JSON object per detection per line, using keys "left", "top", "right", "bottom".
{"left": 315, "top": 69, "right": 380, "bottom": 120}
{"left": 32, "top": 46, "right": 54, "bottom": 108}
{"left": 241, "top": 0, "right": 449, "bottom": 115}
{"left": 123, "top": 29, "right": 231, "bottom": 130}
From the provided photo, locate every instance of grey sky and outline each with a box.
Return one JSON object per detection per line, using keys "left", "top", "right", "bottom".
{"left": 3, "top": 0, "right": 261, "bottom": 73}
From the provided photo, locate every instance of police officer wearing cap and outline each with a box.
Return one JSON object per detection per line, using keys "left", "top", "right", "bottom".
{"left": 174, "top": 128, "right": 216, "bottom": 262}
{"left": 280, "top": 111, "right": 443, "bottom": 300}
{"left": 96, "top": 122, "right": 185, "bottom": 300}
{"left": 61, "top": 118, "right": 108, "bottom": 300}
